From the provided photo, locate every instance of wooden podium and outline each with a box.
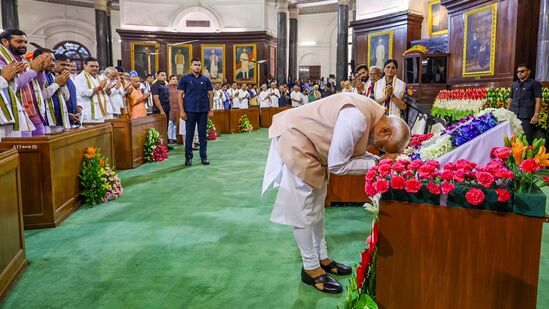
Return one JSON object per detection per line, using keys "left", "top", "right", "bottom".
{"left": 105, "top": 114, "right": 167, "bottom": 170}
{"left": 326, "top": 174, "right": 369, "bottom": 206}
{"left": 260, "top": 106, "right": 292, "bottom": 128}
{"left": 229, "top": 108, "right": 260, "bottom": 133}
{"left": 212, "top": 110, "right": 230, "bottom": 134}
{"left": 0, "top": 124, "right": 114, "bottom": 229}
{"left": 376, "top": 201, "right": 544, "bottom": 308}
{"left": 0, "top": 149, "right": 27, "bottom": 300}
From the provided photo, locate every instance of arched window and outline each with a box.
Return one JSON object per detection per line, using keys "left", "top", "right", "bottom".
{"left": 53, "top": 41, "right": 91, "bottom": 70}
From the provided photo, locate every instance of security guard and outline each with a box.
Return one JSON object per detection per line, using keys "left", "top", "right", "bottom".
{"left": 507, "top": 64, "right": 542, "bottom": 143}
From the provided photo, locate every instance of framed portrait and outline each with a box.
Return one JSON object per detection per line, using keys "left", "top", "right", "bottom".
{"left": 368, "top": 30, "right": 393, "bottom": 69}
{"left": 462, "top": 4, "right": 497, "bottom": 77}
{"left": 429, "top": 0, "right": 448, "bottom": 36}
{"left": 234, "top": 44, "right": 257, "bottom": 84}
{"left": 201, "top": 44, "right": 225, "bottom": 83}
{"left": 130, "top": 42, "right": 159, "bottom": 77}
{"left": 168, "top": 44, "right": 192, "bottom": 78}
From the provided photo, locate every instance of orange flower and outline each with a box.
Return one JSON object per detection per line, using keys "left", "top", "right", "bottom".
{"left": 100, "top": 159, "right": 105, "bottom": 167}
{"left": 84, "top": 147, "right": 97, "bottom": 159}
{"left": 535, "top": 146, "right": 549, "bottom": 167}
{"left": 511, "top": 137, "right": 527, "bottom": 165}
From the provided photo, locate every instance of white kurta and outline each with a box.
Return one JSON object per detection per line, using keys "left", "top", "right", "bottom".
{"left": 213, "top": 89, "right": 223, "bottom": 110}
{"left": 259, "top": 91, "right": 270, "bottom": 107}
{"left": 74, "top": 72, "right": 111, "bottom": 122}
{"left": 108, "top": 84, "right": 125, "bottom": 115}
{"left": 239, "top": 89, "right": 250, "bottom": 109}
{"left": 263, "top": 107, "right": 378, "bottom": 228}
{"left": 228, "top": 88, "right": 240, "bottom": 109}
{"left": 290, "top": 91, "right": 303, "bottom": 107}
{"left": 267, "top": 88, "right": 280, "bottom": 107}
{"left": 373, "top": 77, "right": 406, "bottom": 117}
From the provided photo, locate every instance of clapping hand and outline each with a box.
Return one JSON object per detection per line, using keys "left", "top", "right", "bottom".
{"left": 55, "top": 71, "right": 71, "bottom": 87}
{"left": 1, "top": 61, "right": 22, "bottom": 81}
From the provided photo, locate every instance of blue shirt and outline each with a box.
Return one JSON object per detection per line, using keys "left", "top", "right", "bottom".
{"left": 177, "top": 73, "right": 213, "bottom": 113}
{"left": 66, "top": 78, "right": 77, "bottom": 115}
{"left": 151, "top": 80, "right": 170, "bottom": 114}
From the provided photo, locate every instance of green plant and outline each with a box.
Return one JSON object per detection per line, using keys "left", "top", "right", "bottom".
{"left": 237, "top": 115, "right": 253, "bottom": 133}
{"left": 79, "top": 147, "right": 108, "bottom": 206}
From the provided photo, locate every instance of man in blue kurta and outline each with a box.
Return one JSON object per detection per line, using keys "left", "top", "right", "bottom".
{"left": 177, "top": 57, "right": 214, "bottom": 166}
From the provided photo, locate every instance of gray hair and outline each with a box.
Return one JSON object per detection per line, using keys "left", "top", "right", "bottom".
{"left": 369, "top": 66, "right": 382, "bottom": 74}
{"left": 104, "top": 66, "right": 118, "bottom": 75}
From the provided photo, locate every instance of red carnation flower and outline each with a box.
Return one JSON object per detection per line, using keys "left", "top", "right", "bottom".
{"left": 390, "top": 175, "right": 406, "bottom": 190}
{"left": 425, "top": 160, "right": 440, "bottom": 169}
{"left": 543, "top": 176, "right": 549, "bottom": 185}
{"left": 404, "top": 178, "right": 422, "bottom": 193}
{"left": 475, "top": 171, "right": 495, "bottom": 188}
{"left": 495, "top": 188, "right": 511, "bottom": 202}
{"left": 441, "top": 170, "right": 454, "bottom": 181}
{"left": 365, "top": 169, "right": 377, "bottom": 181}
{"left": 408, "top": 160, "right": 424, "bottom": 171}
{"left": 453, "top": 169, "right": 466, "bottom": 183}
{"left": 378, "top": 164, "right": 392, "bottom": 177}
{"left": 365, "top": 182, "right": 377, "bottom": 197}
{"left": 493, "top": 147, "right": 511, "bottom": 159}
{"left": 426, "top": 182, "right": 441, "bottom": 194}
{"left": 520, "top": 159, "right": 540, "bottom": 173}
{"left": 373, "top": 179, "right": 389, "bottom": 194}
{"left": 379, "top": 158, "right": 394, "bottom": 165}
{"left": 465, "top": 188, "right": 485, "bottom": 206}
{"left": 441, "top": 182, "right": 455, "bottom": 194}
{"left": 444, "top": 162, "right": 457, "bottom": 170}
{"left": 392, "top": 162, "right": 405, "bottom": 173}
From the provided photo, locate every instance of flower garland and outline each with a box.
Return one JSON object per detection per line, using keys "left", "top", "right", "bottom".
{"left": 238, "top": 115, "right": 253, "bottom": 133}
{"left": 144, "top": 128, "right": 168, "bottom": 162}
{"left": 79, "top": 147, "right": 123, "bottom": 206}
{"left": 207, "top": 119, "right": 218, "bottom": 140}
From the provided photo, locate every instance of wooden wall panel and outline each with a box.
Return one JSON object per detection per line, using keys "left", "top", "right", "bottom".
{"left": 442, "top": 0, "right": 540, "bottom": 87}
{"left": 117, "top": 30, "right": 277, "bottom": 86}
{"left": 351, "top": 11, "right": 423, "bottom": 80}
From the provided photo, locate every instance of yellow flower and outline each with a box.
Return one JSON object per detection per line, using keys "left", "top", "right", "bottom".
{"left": 535, "top": 146, "right": 549, "bottom": 167}
{"left": 511, "top": 137, "right": 527, "bottom": 165}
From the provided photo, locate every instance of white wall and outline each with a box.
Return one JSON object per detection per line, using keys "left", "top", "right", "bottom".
{"left": 119, "top": 0, "right": 272, "bottom": 33}
{"left": 296, "top": 12, "right": 338, "bottom": 78}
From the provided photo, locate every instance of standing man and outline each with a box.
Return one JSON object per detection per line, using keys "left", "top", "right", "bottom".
{"left": 55, "top": 54, "right": 81, "bottom": 124}
{"left": 151, "top": 71, "right": 171, "bottom": 144}
{"left": 141, "top": 74, "right": 154, "bottom": 111}
{"left": 104, "top": 67, "right": 125, "bottom": 117}
{"left": 267, "top": 82, "right": 281, "bottom": 107}
{"left": 178, "top": 58, "right": 214, "bottom": 166}
{"left": 291, "top": 85, "right": 304, "bottom": 107}
{"left": 167, "top": 74, "right": 180, "bottom": 144}
{"left": 263, "top": 93, "right": 410, "bottom": 294}
{"left": 240, "top": 48, "right": 250, "bottom": 80}
{"left": 366, "top": 66, "right": 382, "bottom": 98}
{"left": 74, "top": 57, "right": 110, "bottom": 123}
{"left": 507, "top": 64, "right": 543, "bottom": 143}
{"left": 353, "top": 64, "right": 368, "bottom": 95}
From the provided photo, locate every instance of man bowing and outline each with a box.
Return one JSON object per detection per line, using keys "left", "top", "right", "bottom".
{"left": 262, "top": 92, "right": 410, "bottom": 294}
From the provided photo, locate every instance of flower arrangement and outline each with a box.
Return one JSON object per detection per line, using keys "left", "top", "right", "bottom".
{"left": 237, "top": 115, "right": 253, "bottom": 133}
{"left": 484, "top": 87, "right": 511, "bottom": 109}
{"left": 79, "top": 147, "right": 123, "bottom": 206}
{"left": 144, "top": 128, "right": 168, "bottom": 162}
{"left": 207, "top": 119, "right": 218, "bottom": 140}
{"left": 432, "top": 88, "right": 487, "bottom": 122}
{"left": 104, "top": 166, "right": 123, "bottom": 201}
{"left": 402, "top": 44, "right": 429, "bottom": 55}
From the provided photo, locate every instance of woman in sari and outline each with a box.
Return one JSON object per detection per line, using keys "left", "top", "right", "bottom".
{"left": 374, "top": 59, "right": 407, "bottom": 117}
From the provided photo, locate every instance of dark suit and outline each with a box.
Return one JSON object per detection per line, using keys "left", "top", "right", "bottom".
{"left": 509, "top": 78, "right": 543, "bottom": 143}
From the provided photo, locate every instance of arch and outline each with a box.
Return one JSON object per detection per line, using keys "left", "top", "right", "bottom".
{"left": 53, "top": 41, "right": 92, "bottom": 70}
{"left": 169, "top": 6, "right": 222, "bottom": 32}
{"left": 298, "top": 52, "right": 321, "bottom": 66}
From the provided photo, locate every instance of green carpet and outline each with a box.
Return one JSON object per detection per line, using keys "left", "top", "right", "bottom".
{"left": 1, "top": 129, "right": 548, "bottom": 308}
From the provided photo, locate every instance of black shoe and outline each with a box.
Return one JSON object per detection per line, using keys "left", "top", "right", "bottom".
{"left": 192, "top": 144, "right": 199, "bottom": 151}
{"left": 300, "top": 268, "right": 342, "bottom": 294}
{"left": 185, "top": 158, "right": 192, "bottom": 166}
{"left": 201, "top": 158, "right": 210, "bottom": 165}
{"left": 320, "top": 260, "right": 352, "bottom": 276}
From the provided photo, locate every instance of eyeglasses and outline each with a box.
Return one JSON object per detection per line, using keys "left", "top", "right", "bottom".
{"left": 517, "top": 70, "right": 528, "bottom": 73}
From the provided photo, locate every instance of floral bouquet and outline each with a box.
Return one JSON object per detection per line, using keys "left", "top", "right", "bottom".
{"left": 484, "top": 87, "right": 511, "bottom": 109}
{"left": 207, "top": 119, "right": 218, "bottom": 140}
{"left": 238, "top": 115, "right": 253, "bottom": 133}
{"left": 104, "top": 166, "right": 123, "bottom": 201}
{"left": 144, "top": 128, "right": 169, "bottom": 162}
{"left": 432, "top": 88, "right": 487, "bottom": 122}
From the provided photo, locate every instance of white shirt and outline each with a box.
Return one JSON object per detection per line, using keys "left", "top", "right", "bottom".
{"left": 239, "top": 89, "right": 250, "bottom": 108}
{"left": 302, "top": 93, "right": 309, "bottom": 105}
{"left": 259, "top": 91, "right": 271, "bottom": 107}
{"left": 228, "top": 88, "right": 240, "bottom": 108}
{"left": 290, "top": 91, "right": 303, "bottom": 107}
{"left": 74, "top": 72, "right": 111, "bottom": 121}
{"left": 213, "top": 89, "right": 223, "bottom": 110}
{"left": 107, "top": 80, "right": 125, "bottom": 114}
{"left": 267, "top": 88, "right": 280, "bottom": 107}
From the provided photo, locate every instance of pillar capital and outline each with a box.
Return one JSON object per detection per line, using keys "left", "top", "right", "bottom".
{"left": 277, "top": 0, "right": 289, "bottom": 13}
{"left": 338, "top": 0, "right": 350, "bottom": 6}
{"left": 289, "top": 4, "right": 299, "bottom": 19}
{"left": 95, "top": 0, "right": 108, "bottom": 11}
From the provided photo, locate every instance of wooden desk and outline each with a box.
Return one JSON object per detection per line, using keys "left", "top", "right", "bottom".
{"left": 0, "top": 124, "right": 114, "bottom": 229}
{"left": 376, "top": 201, "right": 544, "bottom": 308}
{"left": 229, "top": 108, "right": 260, "bottom": 133}
{"left": 105, "top": 114, "right": 167, "bottom": 170}
{"left": 0, "top": 149, "right": 27, "bottom": 300}
{"left": 325, "top": 174, "right": 368, "bottom": 206}
{"left": 260, "top": 108, "right": 271, "bottom": 128}
{"left": 212, "top": 110, "right": 230, "bottom": 134}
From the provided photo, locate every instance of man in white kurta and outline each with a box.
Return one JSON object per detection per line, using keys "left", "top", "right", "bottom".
{"left": 74, "top": 58, "right": 110, "bottom": 122}
{"left": 290, "top": 86, "right": 303, "bottom": 107}
{"left": 267, "top": 82, "right": 280, "bottom": 107}
{"left": 263, "top": 93, "right": 410, "bottom": 294}
{"left": 240, "top": 49, "right": 249, "bottom": 79}
{"left": 238, "top": 84, "right": 250, "bottom": 109}
{"left": 228, "top": 83, "right": 240, "bottom": 109}
{"left": 258, "top": 84, "right": 271, "bottom": 107}
{"left": 104, "top": 67, "right": 125, "bottom": 117}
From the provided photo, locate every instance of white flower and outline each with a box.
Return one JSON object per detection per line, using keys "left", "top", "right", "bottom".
{"left": 477, "top": 108, "right": 524, "bottom": 135}
{"left": 419, "top": 135, "right": 453, "bottom": 160}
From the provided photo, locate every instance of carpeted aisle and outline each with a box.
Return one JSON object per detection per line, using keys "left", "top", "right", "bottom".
{"left": 1, "top": 129, "right": 548, "bottom": 308}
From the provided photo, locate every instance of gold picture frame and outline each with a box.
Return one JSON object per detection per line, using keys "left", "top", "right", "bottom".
{"left": 462, "top": 3, "right": 498, "bottom": 77}
{"left": 233, "top": 43, "right": 257, "bottom": 84}
{"left": 428, "top": 0, "right": 449, "bottom": 37}
{"left": 130, "top": 42, "right": 160, "bottom": 77}
{"left": 168, "top": 44, "right": 193, "bottom": 78}
{"left": 201, "top": 44, "right": 225, "bottom": 83}
{"left": 367, "top": 30, "right": 393, "bottom": 69}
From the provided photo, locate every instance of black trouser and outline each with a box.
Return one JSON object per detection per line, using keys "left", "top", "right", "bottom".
{"left": 185, "top": 111, "right": 208, "bottom": 160}
{"left": 520, "top": 118, "right": 534, "bottom": 144}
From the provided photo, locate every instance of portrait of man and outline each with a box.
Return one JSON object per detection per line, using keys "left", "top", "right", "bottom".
{"left": 131, "top": 42, "right": 159, "bottom": 77}
{"left": 429, "top": 0, "right": 449, "bottom": 36}
{"left": 463, "top": 4, "right": 497, "bottom": 77}
{"left": 201, "top": 45, "right": 225, "bottom": 83}
{"left": 368, "top": 31, "right": 393, "bottom": 69}
{"left": 234, "top": 44, "right": 256, "bottom": 83}
{"left": 169, "top": 44, "right": 192, "bottom": 78}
